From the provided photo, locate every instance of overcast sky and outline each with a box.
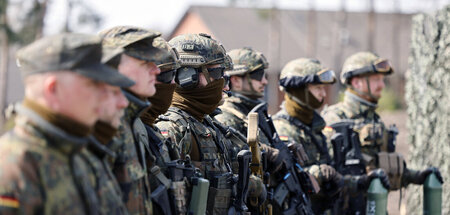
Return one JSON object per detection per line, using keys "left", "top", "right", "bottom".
{"left": 43, "top": 0, "right": 450, "bottom": 35}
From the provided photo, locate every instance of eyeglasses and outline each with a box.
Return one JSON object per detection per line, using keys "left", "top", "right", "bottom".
{"left": 207, "top": 67, "right": 225, "bottom": 80}
{"left": 157, "top": 69, "right": 176, "bottom": 83}
{"left": 248, "top": 69, "right": 266, "bottom": 81}
{"left": 316, "top": 69, "right": 336, "bottom": 84}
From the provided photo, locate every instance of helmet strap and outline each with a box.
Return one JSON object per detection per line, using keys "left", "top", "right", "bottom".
{"left": 235, "top": 74, "right": 263, "bottom": 99}
{"left": 365, "top": 76, "right": 378, "bottom": 101}
{"left": 348, "top": 76, "right": 378, "bottom": 102}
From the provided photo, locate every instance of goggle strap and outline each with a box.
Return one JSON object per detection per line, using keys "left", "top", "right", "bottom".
{"left": 202, "top": 66, "right": 212, "bottom": 85}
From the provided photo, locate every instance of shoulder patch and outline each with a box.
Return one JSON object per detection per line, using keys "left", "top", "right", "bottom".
{"left": 160, "top": 130, "right": 169, "bottom": 137}
{"left": 279, "top": 135, "right": 289, "bottom": 141}
{"left": 323, "top": 126, "right": 334, "bottom": 132}
{"left": 0, "top": 196, "right": 19, "bottom": 208}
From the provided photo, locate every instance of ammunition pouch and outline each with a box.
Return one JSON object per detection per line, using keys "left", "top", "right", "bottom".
{"left": 377, "top": 152, "right": 404, "bottom": 190}
{"left": 206, "top": 173, "right": 235, "bottom": 213}
{"left": 165, "top": 159, "right": 197, "bottom": 214}
{"left": 207, "top": 187, "right": 233, "bottom": 213}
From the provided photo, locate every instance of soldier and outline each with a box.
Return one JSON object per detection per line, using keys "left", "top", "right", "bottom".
{"left": 272, "top": 58, "right": 390, "bottom": 214}
{"left": 215, "top": 47, "right": 268, "bottom": 139}
{"left": 321, "top": 52, "right": 443, "bottom": 213}
{"left": 84, "top": 46, "right": 135, "bottom": 215}
{"left": 98, "top": 26, "right": 165, "bottom": 215}
{"left": 155, "top": 33, "right": 241, "bottom": 214}
{"left": 0, "top": 33, "right": 133, "bottom": 214}
{"left": 215, "top": 48, "right": 315, "bottom": 214}
{"left": 139, "top": 37, "right": 187, "bottom": 214}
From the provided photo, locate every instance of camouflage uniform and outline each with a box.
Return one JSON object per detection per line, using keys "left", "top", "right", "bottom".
{"left": 0, "top": 33, "right": 134, "bottom": 214}
{"left": 321, "top": 52, "right": 435, "bottom": 214}
{"left": 140, "top": 36, "right": 189, "bottom": 215}
{"left": 84, "top": 138, "right": 129, "bottom": 215}
{"left": 156, "top": 33, "right": 236, "bottom": 215}
{"left": 215, "top": 47, "right": 269, "bottom": 141}
{"left": 99, "top": 26, "right": 169, "bottom": 215}
{"left": 322, "top": 91, "right": 422, "bottom": 186}
{"left": 0, "top": 104, "right": 99, "bottom": 215}
{"left": 273, "top": 58, "right": 340, "bottom": 214}
{"left": 217, "top": 48, "right": 315, "bottom": 214}
{"left": 321, "top": 52, "right": 424, "bottom": 188}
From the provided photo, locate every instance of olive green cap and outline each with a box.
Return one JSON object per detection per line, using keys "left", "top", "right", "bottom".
{"left": 99, "top": 26, "right": 166, "bottom": 63}
{"left": 16, "top": 33, "right": 135, "bottom": 88}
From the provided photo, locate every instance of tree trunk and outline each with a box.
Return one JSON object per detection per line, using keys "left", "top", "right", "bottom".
{"left": 406, "top": 5, "right": 449, "bottom": 214}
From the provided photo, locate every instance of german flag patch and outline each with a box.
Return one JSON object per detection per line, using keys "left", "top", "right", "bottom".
{"left": 160, "top": 131, "right": 169, "bottom": 137}
{"left": 323, "top": 126, "right": 334, "bottom": 132}
{"left": 279, "top": 136, "right": 289, "bottom": 141}
{"left": 0, "top": 196, "right": 19, "bottom": 208}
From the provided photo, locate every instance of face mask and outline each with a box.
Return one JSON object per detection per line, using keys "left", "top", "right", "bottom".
{"left": 141, "top": 83, "right": 176, "bottom": 125}
{"left": 171, "top": 79, "right": 225, "bottom": 121}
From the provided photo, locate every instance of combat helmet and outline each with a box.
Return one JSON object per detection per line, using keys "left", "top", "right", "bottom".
{"left": 279, "top": 58, "right": 336, "bottom": 91}
{"left": 226, "top": 47, "right": 269, "bottom": 98}
{"left": 153, "top": 37, "right": 181, "bottom": 83}
{"left": 340, "top": 51, "right": 394, "bottom": 85}
{"left": 169, "top": 33, "right": 232, "bottom": 88}
{"left": 227, "top": 47, "right": 268, "bottom": 76}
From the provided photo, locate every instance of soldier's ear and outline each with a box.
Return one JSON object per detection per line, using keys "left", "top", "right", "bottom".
{"left": 230, "top": 76, "right": 242, "bottom": 90}
{"left": 350, "top": 76, "right": 362, "bottom": 89}
{"left": 42, "top": 75, "right": 61, "bottom": 110}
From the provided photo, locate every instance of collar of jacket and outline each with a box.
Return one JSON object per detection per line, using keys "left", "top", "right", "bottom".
{"left": 15, "top": 104, "right": 90, "bottom": 155}
{"left": 122, "top": 90, "right": 151, "bottom": 124}
{"left": 344, "top": 89, "right": 378, "bottom": 116}
{"left": 227, "top": 91, "right": 263, "bottom": 113}
{"left": 279, "top": 103, "right": 325, "bottom": 132}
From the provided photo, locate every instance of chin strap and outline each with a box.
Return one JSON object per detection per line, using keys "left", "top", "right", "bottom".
{"left": 237, "top": 74, "right": 263, "bottom": 99}
{"left": 349, "top": 76, "right": 379, "bottom": 102}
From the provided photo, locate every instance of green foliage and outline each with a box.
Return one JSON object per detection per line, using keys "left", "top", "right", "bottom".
{"left": 377, "top": 87, "right": 403, "bottom": 112}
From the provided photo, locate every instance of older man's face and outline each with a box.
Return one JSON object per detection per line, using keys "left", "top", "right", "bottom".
{"left": 98, "top": 85, "right": 129, "bottom": 128}
{"left": 53, "top": 72, "right": 107, "bottom": 126}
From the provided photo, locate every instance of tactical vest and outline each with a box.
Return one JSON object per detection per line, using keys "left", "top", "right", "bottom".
{"left": 273, "top": 110, "right": 331, "bottom": 167}
{"left": 322, "top": 92, "right": 402, "bottom": 189}
{"left": 160, "top": 107, "right": 235, "bottom": 214}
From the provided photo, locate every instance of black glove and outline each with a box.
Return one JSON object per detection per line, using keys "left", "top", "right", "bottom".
{"left": 261, "top": 144, "right": 283, "bottom": 173}
{"left": 319, "top": 164, "right": 338, "bottom": 182}
{"left": 418, "top": 167, "right": 443, "bottom": 184}
{"left": 357, "top": 169, "right": 390, "bottom": 190}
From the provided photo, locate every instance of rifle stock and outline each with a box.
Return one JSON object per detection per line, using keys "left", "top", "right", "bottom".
{"left": 248, "top": 113, "right": 263, "bottom": 176}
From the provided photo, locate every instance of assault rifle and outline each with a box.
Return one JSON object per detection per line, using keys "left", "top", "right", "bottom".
{"left": 250, "top": 102, "right": 314, "bottom": 215}
{"left": 329, "top": 120, "right": 366, "bottom": 214}
{"left": 247, "top": 112, "right": 272, "bottom": 215}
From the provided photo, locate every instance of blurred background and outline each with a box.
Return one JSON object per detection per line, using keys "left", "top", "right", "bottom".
{"left": 0, "top": 0, "right": 449, "bottom": 214}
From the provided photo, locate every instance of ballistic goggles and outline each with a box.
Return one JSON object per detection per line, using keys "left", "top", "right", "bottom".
{"left": 343, "top": 58, "right": 393, "bottom": 79}
{"left": 279, "top": 69, "right": 336, "bottom": 88}
{"left": 157, "top": 69, "right": 177, "bottom": 84}
{"left": 248, "top": 68, "right": 266, "bottom": 81}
